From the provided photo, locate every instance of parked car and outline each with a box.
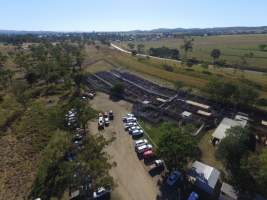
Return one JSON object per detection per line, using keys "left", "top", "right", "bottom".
{"left": 166, "top": 170, "right": 182, "bottom": 186}
{"left": 124, "top": 122, "right": 137, "bottom": 130}
{"left": 109, "top": 110, "right": 114, "bottom": 120}
{"left": 136, "top": 144, "right": 152, "bottom": 154}
{"left": 123, "top": 117, "right": 137, "bottom": 123}
{"left": 128, "top": 126, "right": 142, "bottom": 134}
{"left": 73, "top": 133, "right": 83, "bottom": 141}
{"left": 149, "top": 159, "right": 164, "bottom": 170}
{"left": 104, "top": 117, "right": 110, "bottom": 126}
{"left": 98, "top": 117, "right": 105, "bottom": 130}
{"left": 93, "top": 187, "right": 111, "bottom": 199}
{"left": 143, "top": 150, "right": 155, "bottom": 159}
{"left": 187, "top": 192, "right": 199, "bottom": 200}
{"left": 131, "top": 129, "right": 144, "bottom": 137}
{"left": 135, "top": 139, "right": 148, "bottom": 147}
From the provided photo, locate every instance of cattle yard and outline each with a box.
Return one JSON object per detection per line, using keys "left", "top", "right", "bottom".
{"left": 87, "top": 69, "right": 267, "bottom": 142}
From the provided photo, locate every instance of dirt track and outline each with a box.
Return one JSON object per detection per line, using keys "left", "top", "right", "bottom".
{"left": 88, "top": 92, "right": 160, "bottom": 200}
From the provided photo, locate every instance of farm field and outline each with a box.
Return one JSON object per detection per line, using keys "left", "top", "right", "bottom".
{"left": 115, "top": 34, "right": 267, "bottom": 71}
{"left": 83, "top": 44, "right": 267, "bottom": 103}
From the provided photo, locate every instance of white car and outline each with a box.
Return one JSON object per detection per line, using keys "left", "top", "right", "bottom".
{"left": 104, "top": 117, "right": 110, "bottom": 126}
{"left": 123, "top": 117, "right": 137, "bottom": 123}
{"left": 124, "top": 122, "right": 137, "bottom": 130}
{"left": 98, "top": 117, "right": 105, "bottom": 128}
{"left": 135, "top": 139, "right": 148, "bottom": 147}
{"left": 128, "top": 126, "right": 142, "bottom": 134}
{"left": 93, "top": 187, "right": 111, "bottom": 199}
{"left": 126, "top": 113, "right": 134, "bottom": 118}
{"left": 136, "top": 144, "right": 152, "bottom": 154}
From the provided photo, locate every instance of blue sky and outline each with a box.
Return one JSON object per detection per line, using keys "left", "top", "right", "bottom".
{"left": 0, "top": 0, "right": 266, "bottom": 31}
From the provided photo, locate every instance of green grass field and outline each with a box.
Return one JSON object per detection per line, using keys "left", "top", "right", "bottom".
{"left": 116, "top": 34, "right": 267, "bottom": 71}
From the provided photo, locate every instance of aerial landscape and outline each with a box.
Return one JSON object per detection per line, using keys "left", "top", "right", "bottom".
{"left": 0, "top": 0, "right": 267, "bottom": 200}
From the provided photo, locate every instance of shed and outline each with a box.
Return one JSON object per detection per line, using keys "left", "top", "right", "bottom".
{"left": 212, "top": 117, "right": 246, "bottom": 142}
{"left": 188, "top": 161, "right": 220, "bottom": 195}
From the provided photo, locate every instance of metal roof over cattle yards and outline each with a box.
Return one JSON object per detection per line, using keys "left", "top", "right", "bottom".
{"left": 186, "top": 100, "right": 210, "bottom": 110}
{"left": 212, "top": 117, "right": 247, "bottom": 140}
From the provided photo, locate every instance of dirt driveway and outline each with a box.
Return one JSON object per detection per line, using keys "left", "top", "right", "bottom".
{"left": 88, "top": 92, "right": 160, "bottom": 200}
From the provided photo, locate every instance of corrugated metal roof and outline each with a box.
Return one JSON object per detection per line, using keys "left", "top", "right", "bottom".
{"left": 212, "top": 117, "right": 246, "bottom": 140}
{"left": 191, "top": 161, "right": 220, "bottom": 189}
{"left": 186, "top": 100, "right": 210, "bottom": 110}
{"left": 220, "top": 182, "right": 238, "bottom": 200}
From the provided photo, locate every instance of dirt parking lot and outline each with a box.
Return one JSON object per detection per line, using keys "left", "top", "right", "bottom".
{"left": 88, "top": 92, "right": 160, "bottom": 200}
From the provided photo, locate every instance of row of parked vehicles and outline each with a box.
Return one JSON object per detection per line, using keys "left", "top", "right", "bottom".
{"left": 122, "top": 113, "right": 165, "bottom": 174}
{"left": 122, "top": 113, "right": 198, "bottom": 200}
{"left": 98, "top": 110, "right": 114, "bottom": 130}
{"left": 65, "top": 107, "right": 112, "bottom": 200}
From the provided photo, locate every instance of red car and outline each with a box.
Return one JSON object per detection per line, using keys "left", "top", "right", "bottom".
{"left": 143, "top": 150, "right": 155, "bottom": 159}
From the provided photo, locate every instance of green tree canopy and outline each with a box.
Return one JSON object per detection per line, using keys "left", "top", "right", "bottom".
{"left": 205, "top": 78, "right": 259, "bottom": 106}
{"left": 216, "top": 126, "right": 255, "bottom": 172}
{"left": 157, "top": 123, "right": 198, "bottom": 170}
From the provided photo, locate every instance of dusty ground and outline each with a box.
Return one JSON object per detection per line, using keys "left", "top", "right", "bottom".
{"left": 88, "top": 92, "right": 160, "bottom": 200}
{"left": 0, "top": 134, "right": 38, "bottom": 200}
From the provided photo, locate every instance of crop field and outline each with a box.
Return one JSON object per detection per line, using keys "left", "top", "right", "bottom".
{"left": 116, "top": 34, "right": 267, "bottom": 71}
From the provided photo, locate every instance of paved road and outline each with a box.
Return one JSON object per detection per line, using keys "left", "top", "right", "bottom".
{"left": 88, "top": 92, "right": 160, "bottom": 200}
{"left": 111, "top": 43, "right": 181, "bottom": 63}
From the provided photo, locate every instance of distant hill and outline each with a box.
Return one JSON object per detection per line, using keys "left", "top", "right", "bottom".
{"left": 137, "top": 26, "right": 267, "bottom": 35}
{"left": 1, "top": 26, "right": 267, "bottom": 36}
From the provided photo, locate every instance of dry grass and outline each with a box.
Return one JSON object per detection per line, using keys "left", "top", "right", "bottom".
{"left": 0, "top": 134, "right": 39, "bottom": 200}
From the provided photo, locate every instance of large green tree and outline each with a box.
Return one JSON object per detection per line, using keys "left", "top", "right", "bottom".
{"left": 215, "top": 126, "right": 258, "bottom": 197}
{"left": 157, "top": 123, "right": 198, "bottom": 170}
{"left": 216, "top": 126, "right": 255, "bottom": 171}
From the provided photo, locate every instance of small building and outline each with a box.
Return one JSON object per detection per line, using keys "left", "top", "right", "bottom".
{"left": 219, "top": 182, "right": 238, "bottom": 200}
{"left": 188, "top": 161, "right": 220, "bottom": 195}
{"left": 212, "top": 116, "right": 248, "bottom": 144}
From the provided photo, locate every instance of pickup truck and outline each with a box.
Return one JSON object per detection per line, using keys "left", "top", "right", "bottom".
{"left": 149, "top": 159, "right": 164, "bottom": 170}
